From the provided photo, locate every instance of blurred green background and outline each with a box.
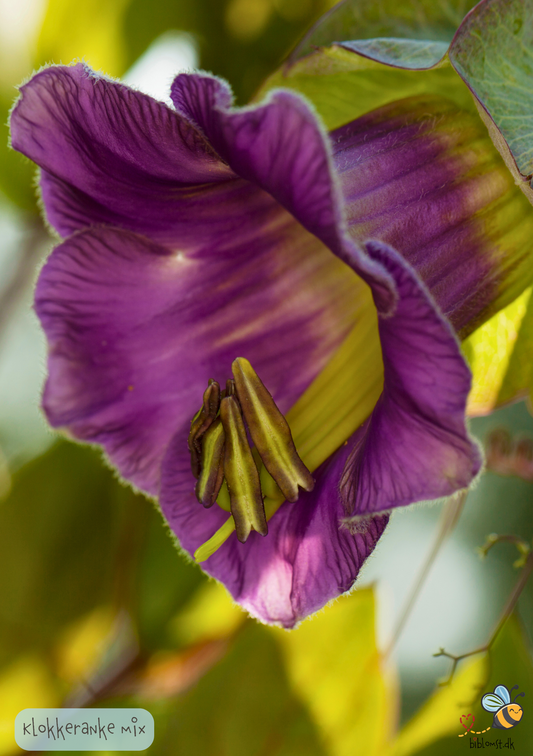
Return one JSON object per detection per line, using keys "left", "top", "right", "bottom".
{"left": 1, "top": 0, "right": 533, "bottom": 754}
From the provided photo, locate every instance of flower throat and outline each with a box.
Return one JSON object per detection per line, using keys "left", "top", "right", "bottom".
{"left": 188, "top": 358, "right": 314, "bottom": 544}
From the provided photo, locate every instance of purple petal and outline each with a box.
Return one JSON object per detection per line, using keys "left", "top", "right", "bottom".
{"left": 10, "top": 63, "right": 264, "bottom": 248}
{"left": 332, "top": 94, "right": 533, "bottom": 336}
{"left": 159, "top": 237, "right": 479, "bottom": 627}
{"left": 35, "top": 221, "right": 366, "bottom": 495}
{"left": 11, "top": 65, "right": 396, "bottom": 313}
{"left": 160, "top": 430, "right": 388, "bottom": 628}
{"left": 170, "top": 73, "right": 396, "bottom": 312}
{"left": 341, "top": 240, "right": 483, "bottom": 518}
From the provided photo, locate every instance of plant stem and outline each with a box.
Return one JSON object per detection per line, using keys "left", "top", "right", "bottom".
{"left": 384, "top": 491, "right": 467, "bottom": 659}
{"left": 434, "top": 548, "right": 533, "bottom": 683}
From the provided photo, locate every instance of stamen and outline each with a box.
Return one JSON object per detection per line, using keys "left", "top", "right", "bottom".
{"left": 195, "top": 418, "right": 225, "bottom": 508}
{"left": 192, "top": 325, "right": 380, "bottom": 563}
{"left": 193, "top": 480, "right": 283, "bottom": 563}
{"left": 219, "top": 394, "right": 268, "bottom": 542}
{"left": 187, "top": 380, "right": 221, "bottom": 478}
{"left": 193, "top": 303, "right": 384, "bottom": 563}
{"left": 232, "top": 358, "right": 314, "bottom": 502}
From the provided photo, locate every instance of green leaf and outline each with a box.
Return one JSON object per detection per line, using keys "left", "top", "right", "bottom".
{"left": 167, "top": 580, "right": 244, "bottom": 647}
{"left": 36, "top": 0, "right": 132, "bottom": 76}
{"left": 0, "top": 442, "right": 143, "bottom": 668}
{"left": 450, "top": 0, "right": 533, "bottom": 192}
{"left": 257, "top": 45, "right": 475, "bottom": 130}
{"left": 151, "top": 622, "right": 327, "bottom": 756}
{"left": 131, "top": 502, "right": 205, "bottom": 651}
{"left": 257, "top": 0, "right": 480, "bottom": 128}
{"left": 292, "top": 0, "right": 479, "bottom": 64}
{"left": 339, "top": 38, "right": 449, "bottom": 69}
{"left": 463, "top": 286, "right": 533, "bottom": 415}
{"left": 0, "top": 655, "right": 61, "bottom": 754}
{"left": 390, "top": 613, "right": 533, "bottom": 756}
{"left": 270, "top": 587, "right": 396, "bottom": 756}
{"left": 496, "top": 287, "right": 533, "bottom": 408}
{"left": 0, "top": 94, "right": 38, "bottom": 212}
{"left": 389, "top": 654, "right": 488, "bottom": 756}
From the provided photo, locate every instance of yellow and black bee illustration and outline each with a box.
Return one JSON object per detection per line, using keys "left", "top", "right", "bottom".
{"left": 481, "top": 684, "right": 525, "bottom": 729}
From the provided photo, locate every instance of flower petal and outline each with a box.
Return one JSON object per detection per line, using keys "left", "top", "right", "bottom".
{"left": 332, "top": 94, "right": 533, "bottom": 336}
{"left": 160, "top": 429, "right": 389, "bottom": 628}
{"left": 159, "top": 237, "right": 479, "bottom": 626}
{"left": 35, "top": 219, "right": 366, "bottom": 494}
{"left": 340, "top": 240, "right": 483, "bottom": 518}
{"left": 10, "top": 63, "right": 261, "bottom": 247}
{"left": 11, "top": 64, "right": 396, "bottom": 312}
{"left": 170, "top": 72, "right": 396, "bottom": 312}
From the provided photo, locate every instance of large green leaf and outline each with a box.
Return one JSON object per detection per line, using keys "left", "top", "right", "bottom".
{"left": 131, "top": 502, "right": 204, "bottom": 651}
{"left": 0, "top": 655, "right": 61, "bottom": 754}
{"left": 390, "top": 613, "right": 533, "bottom": 756}
{"left": 132, "top": 588, "right": 394, "bottom": 756}
{"left": 258, "top": 0, "right": 479, "bottom": 125}
{"left": 151, "top": 622, "right": 327, "bottom": 756}
{"left": 271, "top": 587, "right": 396, "bottom": 756}
{"left": 497, "top": 288, "right": 533, "bottom": 408}
{"left": 292, "top": 0, "right": 479, "bottom": 64}
{"left": 257, "top": 46, "right": 474, "bottom": 130}
{"left": 450, "top": 0, "right": 533, "bottom": 194}
{"left": 36, "top": 0, "right": 131, "bottom": 76}
{"left": 388, "top": 653, "right": 488, "bottom": 755}
{"left": 463, "top": 287, "right": 533, "bottom": 415}
{"left": 0, "top": 443, "right": 128, "bottom": 668}
{"left": 0, "top": 441, "right": 204, "bottom": 672}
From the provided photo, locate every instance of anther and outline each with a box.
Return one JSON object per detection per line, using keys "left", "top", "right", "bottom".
{"left": 187, "top": 380, "right": 220, "bottom": 478}
{"left": 195, "top": 418, "right": 225, "bottom": 508}
{"left": 232, "top": 358, "right": 314, "bottom": 502}
{"left": 219, "top": 393, "right": 268, "bottom": 542}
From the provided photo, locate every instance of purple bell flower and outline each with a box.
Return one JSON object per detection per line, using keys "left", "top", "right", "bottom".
{"left": 10, "top": 63, "right": 488, "bottom": 627}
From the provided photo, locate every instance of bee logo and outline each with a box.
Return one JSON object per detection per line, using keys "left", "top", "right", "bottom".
{"left": 481, "top": 684, "right": 525, "bottom": 730}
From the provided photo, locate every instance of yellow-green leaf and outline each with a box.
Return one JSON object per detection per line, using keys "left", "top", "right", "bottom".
{"left": 36, "top": 0, "right": 131, "bottom": 76}
{"left": 464, "top": 287, "right": 532, "bottom": 415}
{"left": 450, "top": 0, "right": 533, "bottom": 183}
{"left": 257, "top": 46, "right": 474, "bottom": 130}
{"left": 389, "top": 654, "right": 487, "bottom": 756}
{"left": 389, "top": 613, "right": 533, "bottom": 756}
{"left": 270, "top": 587, "right": 397, "bottom": 756}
